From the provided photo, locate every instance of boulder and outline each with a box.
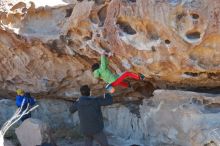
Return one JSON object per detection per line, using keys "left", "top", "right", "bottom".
{"left": 4, "top": 140, "right": 15, "bottom": 146}
{"left": 0, "top": 0, "right": 219, "bottom": 99}
{"left": 102, "top": 90, "right": 220, "bottom": 146}
{"left": 15, "top": 118, "right": 53, "bottom": 146}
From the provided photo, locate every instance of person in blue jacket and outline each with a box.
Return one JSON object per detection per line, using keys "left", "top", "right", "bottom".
{"left": 16, "top": 89, "right": 36, "bottom": 122}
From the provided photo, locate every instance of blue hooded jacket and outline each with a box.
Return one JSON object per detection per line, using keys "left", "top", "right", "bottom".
{"left": 16, "top": 93, "right": 36, "bottom": 108}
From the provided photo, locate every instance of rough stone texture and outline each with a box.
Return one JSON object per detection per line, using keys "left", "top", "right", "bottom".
{"left": 0, "top": 99, "right": 73, "bottom": 130}
{"left": 32, "top": 99, "right": 74, "bottom": 129}
{"left": 0, "top": 99, "right": 17, "bottom": 128}
{"left": 15, "top": 118, "right": 52, "bottom": 146}
{"left": 4, "top": 140, "right": 15, "bottom": 146}
{"left": 0, "top": 132, "right": 3, "bottom": 146}
{"left": 1, "top": 90, "right": 220, "bottom": 146}
{"left": 102, "top": 90, "right": 220, "bottom": 146}
{"left": 0, "top": 99, "right": 77, "bottom": 145}
{"left": 0, "top": 0, "right": 218, "bottom": 99}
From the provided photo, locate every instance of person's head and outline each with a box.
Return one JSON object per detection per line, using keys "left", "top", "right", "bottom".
{"left": 16, "top": 89, "right": 24, "bottom": 96}
{"left": 80, "top": 85, "right": 90, "bottom": 96}
{"left": 91, "top": 63, "right": 100, "bottom": 72}
{"left": 24, "top": 92, "right": 31, "bottom": 98}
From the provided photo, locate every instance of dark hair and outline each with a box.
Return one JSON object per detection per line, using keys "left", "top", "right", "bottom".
{"left": 92, "top": 63, "right": 100, "bottom": 72}
{"left": 80, "top": 85, "right": 90, "bottom": 96}
{"left": 24, "top": 92, "right": 31, "bottom": 98}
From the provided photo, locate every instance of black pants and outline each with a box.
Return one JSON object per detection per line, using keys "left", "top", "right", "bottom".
{"left": 21, "top": 112, "right": 31, "bottom": 122}
{"left": 19, "top": 105, "right": 32, "bottom": 122}
{"left": 84, "top": 131, "right": 109, "bottom": 146}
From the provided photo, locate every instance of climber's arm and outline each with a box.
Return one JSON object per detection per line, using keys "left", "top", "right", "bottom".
{"left": 97, "top": 93, "right": 113, "bottom": 106}
{"left": 69, "top": 100, "right": 79, "bottom": 113}
{"left": 100, "top": 54, "right": 109, "bottom": 70}
{"left": 93, "top": 70, "right": 100, "bottom": 78}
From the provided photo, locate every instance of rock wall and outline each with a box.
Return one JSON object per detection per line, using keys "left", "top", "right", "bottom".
{"left": 0, "top": 0, "right": 219, "bottom": 99}
{"left": 0, "top": 1, "right": 219, "bottom": 146}
{"left": 103, "top": 90, "right": 220, "bottom": 146}
{"left": 1, "top": 90, "right": 220, "bottom": 146}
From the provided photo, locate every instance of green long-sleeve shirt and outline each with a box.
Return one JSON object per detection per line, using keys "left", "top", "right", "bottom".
{"left": 93, "top": 55, "right": 119, "bottom": 84}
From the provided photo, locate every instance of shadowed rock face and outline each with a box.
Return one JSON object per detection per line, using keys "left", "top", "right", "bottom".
{"left": 0, "top": 0, "right": 219, "bottom": 99}
{"left": 1, "top": 90, "right": 220, "bottom": 146}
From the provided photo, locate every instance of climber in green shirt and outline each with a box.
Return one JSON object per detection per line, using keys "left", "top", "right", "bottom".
{"left": 92, "top": 51, "right": 145, "bottom": 93}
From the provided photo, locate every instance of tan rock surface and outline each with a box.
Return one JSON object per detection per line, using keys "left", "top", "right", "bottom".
{"left": 0, "top": 0, "right": 219, "bottom": 99}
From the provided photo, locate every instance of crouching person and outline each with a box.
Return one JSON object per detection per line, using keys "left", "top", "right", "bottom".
{"left": 69, "top": 85, "right": 113, "bottom": 146}
{"left": 16, "top": 89, "right": 36, "bottom": 122}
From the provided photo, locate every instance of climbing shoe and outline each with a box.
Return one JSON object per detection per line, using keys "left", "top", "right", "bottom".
{"left": 105, "top": 84, "right": 115, "bottom": 93}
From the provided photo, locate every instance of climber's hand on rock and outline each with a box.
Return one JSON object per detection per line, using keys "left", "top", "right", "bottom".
{"left": 107, "top": 52, "right": 114, "bottom": 57}
{"left": 101, "top": 50, "right": 107, "bottom": 55}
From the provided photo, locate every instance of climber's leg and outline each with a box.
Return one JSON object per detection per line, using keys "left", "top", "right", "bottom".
{"left": 21, "top": 113, "right": 31, "bottom": 122}
{"left": 111, "top": 72, "right": 142, "bottom": 87}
